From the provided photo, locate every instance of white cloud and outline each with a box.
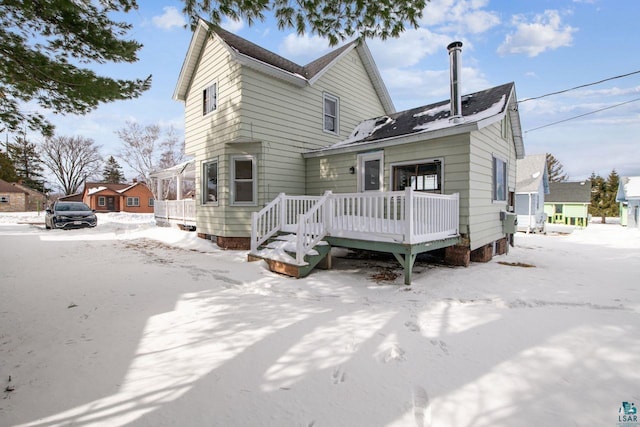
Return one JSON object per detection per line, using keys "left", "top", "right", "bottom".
{"left": 420, "top": 0, "right": 500, "bottom": 34}
{"left": 497, "top": 10, "right": 577, "bottom": 57}
{"left": 152, "top": 7, "right": 186, "bottom": 30}
{"left": 278, "top": 34, "right": 332, "bottom": 64}
{"left": 369, "top": 28, "right": 452, "bottom": 69}
{"left": 221, "top": 17, "right": 244, "bottom": 33}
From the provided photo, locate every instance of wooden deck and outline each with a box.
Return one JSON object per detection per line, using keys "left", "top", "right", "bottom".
{"left": 250, "top": 188, "right": 460, "bottom": 284}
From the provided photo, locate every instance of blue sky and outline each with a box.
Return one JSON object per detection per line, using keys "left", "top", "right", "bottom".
{"left": 33, "top": 0, "right": 640, "bottom": 181}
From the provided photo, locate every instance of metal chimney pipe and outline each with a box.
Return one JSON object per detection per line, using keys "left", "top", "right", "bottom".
{"left": 447, "top": 41, "right": 463, "bottom": 123}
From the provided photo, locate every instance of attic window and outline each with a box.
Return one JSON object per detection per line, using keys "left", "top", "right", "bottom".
{"left": 203, "top": 82, "right": 217, "bottom": 115}
{"left": 323, "top": 93, "right": 339, "bottom": 134}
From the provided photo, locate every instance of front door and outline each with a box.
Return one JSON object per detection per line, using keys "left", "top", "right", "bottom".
{"left": 106, "top": 196, "right": 115, "bottom": 211}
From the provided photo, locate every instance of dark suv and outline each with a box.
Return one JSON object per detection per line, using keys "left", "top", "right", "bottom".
{"left": 45, "top": 201, "right": 98, "bottom": 229}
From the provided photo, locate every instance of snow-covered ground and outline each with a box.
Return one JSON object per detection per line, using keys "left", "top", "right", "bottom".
{"left": 1, "top": 212, "right": 639, "bottom": 427}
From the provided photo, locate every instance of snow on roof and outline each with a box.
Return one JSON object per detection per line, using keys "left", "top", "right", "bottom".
{"left": 619, "top": 176, "right": 640, "bottom": 200}
{"left": 331, "top": 117, "right": 395, "bottom": 147}
{"left": 516, "top": 154, "right": 548, "bottom": 193}
{"left": 87, "top": 186, "right": 107, "bottom": 195}
{"left": 413, "top": 95, "right": 505, "bottom": 132}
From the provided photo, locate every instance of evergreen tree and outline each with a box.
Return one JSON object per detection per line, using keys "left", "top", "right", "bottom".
{"left": 183, "top": 0, "right": 427, "bottom": 46}
{"left": 0, "top": 1, "right": 151, "bottom": 136}
{"left": 546, "top": 153, "right": 569, "bottom": 182}
{"left": 103, "top": 156, "right": 126, "bottom": 183}
{"left": 7, "top": 136, "right": 47, "bottom": 192}
{"left": 588, "top": 170, "right": 620, "bottom": 223}
{"left": 0, "top": 150, "right": 18, "bottom": 182}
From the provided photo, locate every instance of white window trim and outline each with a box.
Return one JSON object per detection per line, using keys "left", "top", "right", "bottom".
{"left": 202, "top": 158, "right": 219, "bottom": 206}
{"left": 126, "top": 196, "right": 140, "bottom": 207}
{"left": 357, "top": 151, "right": 384, "bottom": 192}
{"left": 492, "top": 154, "right": 508, "bottom": 203}
{"left": 148, "top": 198, "right": 154, "bottom": 207}
{"left": 323, "top": 93, "right": 339, "bottom": 135}
{"left": 389, "top": 157, "right": 444, "bottom": 193}
{"left": 230, "top": 155, "right": 257, "bottom": 206}
{"left": 203, "top": 81, "right": 218, "bottom": 116}
{"left": 0, "top": 195, "right": 9, "bottom": 203}
{"left": 98, "top": 196, "right": 106, "bottom": 207}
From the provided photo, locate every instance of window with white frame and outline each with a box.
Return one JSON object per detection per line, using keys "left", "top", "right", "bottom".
{"left": 493, "top": 156, "right": 507, "bottom": 201}
{"left": 148, "top": 198, "right": 154, "bottom": 207}
{"left": 202, "top": 159, "right": 218, "bottom": 204}
{"left": 203, "top": 82, "right": 217, "bottom": 115}
{"left": 357, "top": 151, "right": 383, "bottom": 192}
{"left": 392, "top": 159, "right": 442, "bottom": 193}
{"left": 231, "top": 155, "right": 256, "bottom": 205}
{"left": 126, "top": 197, "right": 140, "bottom": 207}
{"left": 323, "top": 93, "right": 339, "bottom": 133}
{"left": 98, "top": 196, "right": 106, "bottom": 207}
{"left": 0, "top": 195, "right": 8, "bottom": 203}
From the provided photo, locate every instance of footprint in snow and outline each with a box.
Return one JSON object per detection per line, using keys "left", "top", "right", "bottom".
{"left": 331, "top": 366, "right": 346, "bottom": 384}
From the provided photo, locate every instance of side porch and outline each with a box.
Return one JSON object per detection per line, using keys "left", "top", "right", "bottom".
{"left": 249, "top": 188, "right": 461, "bottom": 285}
{"left": 151, "top": 160, "right": 197, "bottom": 229}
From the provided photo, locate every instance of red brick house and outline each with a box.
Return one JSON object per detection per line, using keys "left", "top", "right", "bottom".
{"left": 82, "top": 182, "right": 154, "bottom": 213}
{"left": 0, "top": 179, "right": 47, "bottom": 212}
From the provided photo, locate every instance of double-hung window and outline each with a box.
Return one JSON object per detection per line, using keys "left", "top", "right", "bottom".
{"left": 323, "top": 93, "right": 339, "bottom": 134}
{"left": 98, "top": 196, "right": 106, "bottom": 207}
{"left": 202, "top": 159, "right": 218, "bottom": 204}
{"left": 493, "top": 156, "right": 507, "bottom": 202}
{"left": 203, "top": 82, "right": 217, "bottom": 115}
{"left": 231, "top": 155, "right": 256, "bottom": 205}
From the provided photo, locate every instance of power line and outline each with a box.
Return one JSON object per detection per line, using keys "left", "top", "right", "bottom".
{"left": 518, "top": 69, "right": 640, "bottom": 103}
{"left": 524, "top": 96, "right": 640, "bottom": 134}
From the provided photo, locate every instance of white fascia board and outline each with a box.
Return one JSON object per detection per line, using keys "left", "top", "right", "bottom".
{"left": 234, "top": 53, "right": 307, "bottom": 87}
{"left": 356, "top": 42, "right": 396, "bottom": 114}
{"left": 173, "top": 20, "right": 209, "bottom": 102}
{"left": 303, "top": 121, "right": 479, "bottom": 158}
{"left": 307, "top": 43, "right": 357, "bottom": 86}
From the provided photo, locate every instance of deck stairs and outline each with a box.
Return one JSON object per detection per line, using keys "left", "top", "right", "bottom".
{"left": 248, "top": 233, "right": 332, "bottom": 278}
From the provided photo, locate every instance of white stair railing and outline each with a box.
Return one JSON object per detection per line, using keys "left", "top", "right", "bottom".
{"left": 251, "top": 193, "right": 285, "bottom": 254}
{"left": 295, "top": 191, "right": 332, "bottom": 264}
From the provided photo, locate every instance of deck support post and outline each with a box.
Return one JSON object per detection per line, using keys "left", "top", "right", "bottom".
{"left": 393, "top": 251, "right": 417, "bottom": 285}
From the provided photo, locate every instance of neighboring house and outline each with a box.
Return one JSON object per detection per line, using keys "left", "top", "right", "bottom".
{"left": 514, "top": 154, "right": 549, "bottom": 233}
{"left": 544, "top": 181, "right": 591, "bottom": 227}
{"left": 57, "top": 193, "right": 83, "bottom": 202}
{"left": 617, "top": 176, "right": 640, "bottom": 228}
{"left": 0, "top": 179, "right": 47, "bottom": 212}
{"left": 82, "top": 181, "right": 154, "bottom": 214}
{"left": 173, "top": 23, "right": 524, "bottom": 283}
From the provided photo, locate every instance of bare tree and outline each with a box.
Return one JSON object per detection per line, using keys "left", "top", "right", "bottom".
{"left": 116, "top": 121, "right": 185, "bottom": 198}
{"left": 41, "top": 136, "right": 102, "bottom": 195}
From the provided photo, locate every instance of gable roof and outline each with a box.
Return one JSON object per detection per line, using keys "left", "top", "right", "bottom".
{"left": 173, "top": 19, "right": 395, "bottom": 114}
{"left": 546, "top": 181, "right": 592, "bottom": 203}
{"left": 516, "top": 154, "right": 549, "bottom": 194}
{"left": 84, "top": 182, "right": 150, "bottom": 196}
{"left": 617, "top": 176, "right": 640, "bottom": 201}
{"left": 0, "top": 179, "right": 27, "bottom": 194}
{"left": 304, "top": 82, "right": 524, "bottom": 158}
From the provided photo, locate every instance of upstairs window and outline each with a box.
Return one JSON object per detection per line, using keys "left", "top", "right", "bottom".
{"left": 203, "top": 82, "right": 217, "bottom": 115}
{"left": 493, "top": 156, "right": 507, "bottom": 202}
{"left": 323, "top": 93, "right": 339, "bottom": 134}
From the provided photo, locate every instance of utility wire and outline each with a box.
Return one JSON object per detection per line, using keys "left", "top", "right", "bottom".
{"left": 524, "top": 96, "right": 640, "bottom": 133}
{"left": 518, "top": 69, "right": 640, "bottom": 103}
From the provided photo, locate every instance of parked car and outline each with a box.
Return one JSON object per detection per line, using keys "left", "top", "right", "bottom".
{"left": 45, "top": 201, "right": 97, "bottom": 229}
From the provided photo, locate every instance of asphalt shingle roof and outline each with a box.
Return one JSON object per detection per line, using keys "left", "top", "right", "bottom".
{"left": 546, "top": 181, "right": 592, "bottom": 203}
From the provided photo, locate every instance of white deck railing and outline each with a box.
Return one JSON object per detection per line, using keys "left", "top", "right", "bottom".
{"left": 154, "top": 199, "right": 196, "bottom": 225}
{"left": 250, "top": 188, "right": 459, "bottom": 264}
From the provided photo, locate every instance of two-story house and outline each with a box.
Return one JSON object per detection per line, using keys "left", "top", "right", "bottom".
{"left": 172, "top": 22, "right": 525, "bottom": 283}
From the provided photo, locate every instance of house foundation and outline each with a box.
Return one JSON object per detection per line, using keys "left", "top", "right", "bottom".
{"left": 197, "top": 233, "right": 251, "bottom": 250}
{"left": 470, "top": 244, "right": 493, "bottom": 263}
{"left": 444, "top": 245, "right": 470, "bottom": 267}
{"left": 495, "top": 237, "right": 508, "bottom": 255}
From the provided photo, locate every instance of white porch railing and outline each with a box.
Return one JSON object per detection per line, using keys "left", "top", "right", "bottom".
{"left": 250, "top": 188, "right": 459, "bottom": 264}
{"left": 154, "top": 199, "right": 196, "bottom": 225}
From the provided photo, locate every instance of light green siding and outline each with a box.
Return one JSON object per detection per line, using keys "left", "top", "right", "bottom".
{"left": 183, "top": 39, "right": 387, "bottom": 238}
{"left": 544, "top": 202, "right": 590, "bottom": 226}
{"left": 467, "top": 118, "right": 517, "bottom": 250}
